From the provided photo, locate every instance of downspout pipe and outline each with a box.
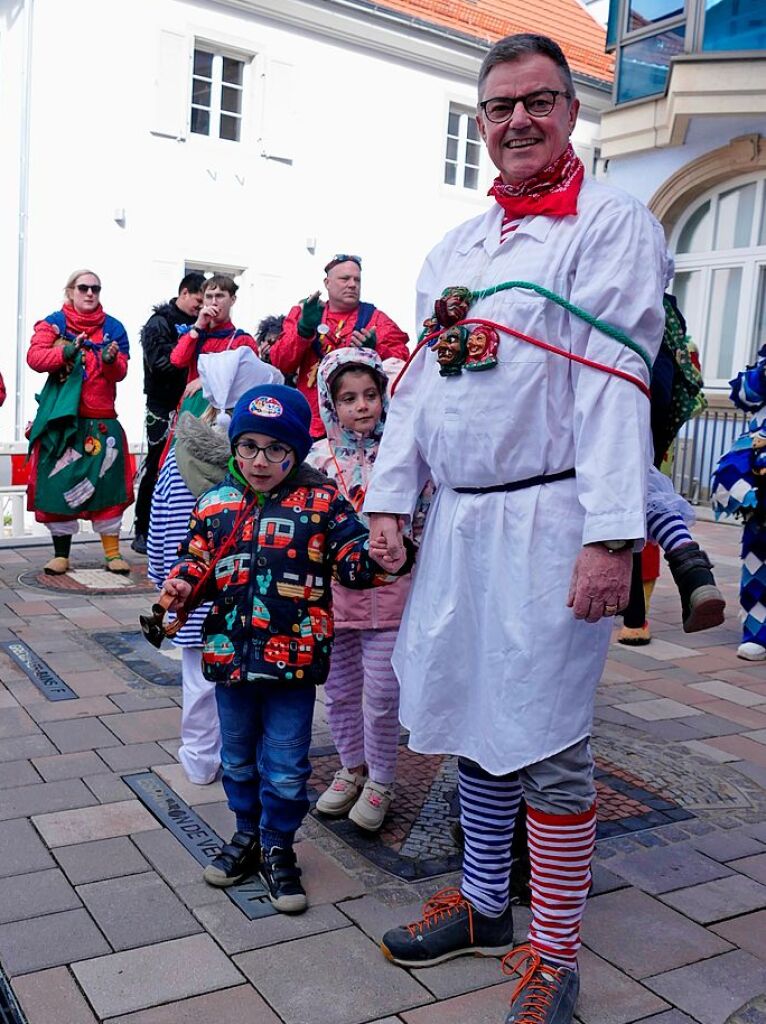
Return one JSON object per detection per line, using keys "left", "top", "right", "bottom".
{"left": 15, "top": 0, "right": 34, "bottom": 442}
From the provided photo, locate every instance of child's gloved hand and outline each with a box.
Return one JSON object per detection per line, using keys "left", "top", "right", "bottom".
{"left": 161, "top": 578, "right": 192, "bottom": 612}
{"left": 298, "top": 292, "right": 323, "bottom": 338}
{"left": 567, "top": 543, "right": 631, "bottom": 622}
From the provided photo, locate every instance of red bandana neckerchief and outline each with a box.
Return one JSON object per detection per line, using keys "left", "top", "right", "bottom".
{"left": 61, "top": 302, "right": 106, "bottom": 338}
{"left": 488, "top": 143, "right": 584, "bottom": 219}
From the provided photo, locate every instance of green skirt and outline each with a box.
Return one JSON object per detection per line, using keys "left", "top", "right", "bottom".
{"left": 28, "top": 415, "right": 133, "bottom": 521}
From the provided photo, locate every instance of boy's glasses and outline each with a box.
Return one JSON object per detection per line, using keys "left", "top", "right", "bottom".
{"left": 235, "top": 440, "right": 292, "bottom": 463}
{"left": 76, "top": 284, "right": 102, "bottom": 294}
{"left": 479, "top": 90, "right": 570, "bottom": 122}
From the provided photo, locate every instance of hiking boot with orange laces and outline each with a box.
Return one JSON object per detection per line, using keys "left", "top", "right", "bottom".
{"left": 502, "top": 945, "right": 579, "bottom": 1024}
{"left": 380, "top": 887, "right": 514, "bottom": 967}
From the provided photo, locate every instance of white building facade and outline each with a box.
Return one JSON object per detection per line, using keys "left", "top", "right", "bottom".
{"left": 2, "top": 0, "right": 607, "bottom": 448}
{"left": 599, "top": 0, "right": 766, "bottom": 393}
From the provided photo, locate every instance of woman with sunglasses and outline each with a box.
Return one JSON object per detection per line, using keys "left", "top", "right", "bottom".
{"left": 26, "top": 269, "right": 133, "bottom": 575}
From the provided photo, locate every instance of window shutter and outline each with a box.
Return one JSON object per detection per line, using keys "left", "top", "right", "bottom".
{"left": 152, "top": 30, "right": 191, "bottom": 139}
{"left": 260, "top": 59, "right": 295, "bottom": 165}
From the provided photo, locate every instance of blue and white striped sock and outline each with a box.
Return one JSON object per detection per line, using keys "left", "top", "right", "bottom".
{"left": 646, "top": 508, "right": 693, "bottom": 553}
{"left": 458, "top": 758, "right": 522, "bottom": 918}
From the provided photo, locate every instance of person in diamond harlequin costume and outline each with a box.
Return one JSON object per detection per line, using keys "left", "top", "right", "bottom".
{"left": 712, "top": 345, "right": 766, "bottom": 661}
{"left": 363, "top": 34, "right": 669, "bottom": 1024}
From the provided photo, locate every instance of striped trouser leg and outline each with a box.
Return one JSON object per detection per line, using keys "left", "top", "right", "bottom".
{"left": 324, "top": 630, "right": 365, "bottom": 770}
{"left": 527, "top": 803, "right": 597, "bottom": 969}
{"left": 646, "top": 507, "right": 693, "bottom": 552}
{"left": 458, "top": 758, "right": 522, "bottom": 917}
{"left": 360, "top": 629, "right": 400, "bottom": 785}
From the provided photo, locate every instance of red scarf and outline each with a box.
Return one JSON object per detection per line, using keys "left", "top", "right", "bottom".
{"left": 62, "top": 302, "right": 106, "bottom": 338}
{"left": 488, "top": 143, "right": 584, "bottom": 219}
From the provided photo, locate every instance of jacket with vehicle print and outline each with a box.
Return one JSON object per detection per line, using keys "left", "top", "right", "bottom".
{"left": 169, "top": 457, "right": 410, "bottom": 686}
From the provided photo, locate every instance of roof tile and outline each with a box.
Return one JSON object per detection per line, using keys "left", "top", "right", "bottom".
{"left": 375, "top": 0, "right": 614, "bottom": 82}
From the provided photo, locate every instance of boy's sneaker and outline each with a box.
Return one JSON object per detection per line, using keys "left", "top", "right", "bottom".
{"left": 349, "top": 779, "right": 394, "bottom": 832}
{"left": 203, "top": 831, "right": 259, "bottom": 887}
{"left": 503, "top": 946, "right": 579, "bottom": 1024}
{"left": 315, "top": 767, "right": 366, "bottom": 817}
{"left": 260, "top": 845, "right": 307, "bottom": 913}
{"left": 664, "top": 542, "right": 725, "bottom": 633}
{"left": 380, "top": 888, "right": 514, "bottom": 967}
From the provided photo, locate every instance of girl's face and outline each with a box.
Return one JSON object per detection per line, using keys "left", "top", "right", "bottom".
{"left": 233, "top": 432, "right": 296, "bottom": 492}
{"left": 333, "top": 370, "right": 383, "bottom": 435}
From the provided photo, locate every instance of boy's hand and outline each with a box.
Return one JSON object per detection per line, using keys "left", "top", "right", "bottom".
{"left": 161, "top": 578, "right": 192, "bottom": 612}
{"left": 183, "top": 377, "right": 204, "bottom": 399}
{"left": 194, "top": 304, "right": 217, "bottom": 331}
{"left": 368, "top": 512, "right": 405, "bottom": 572}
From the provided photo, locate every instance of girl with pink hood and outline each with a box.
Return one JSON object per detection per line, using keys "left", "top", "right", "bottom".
{"left": 309, "top": 347, "right": 428, "bottom": 831}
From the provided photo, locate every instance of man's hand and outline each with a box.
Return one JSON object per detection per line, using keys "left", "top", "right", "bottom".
{"left": 298, "top": 291, "right": 323, "bottom": 338}
{"left": 368, "top": 512, "right": 405, "bottom": 572}
{"left": 161, "top": 578, "right": 192, "bottom": 612}
{"left": 350, "top": 327, "right": 377, "bottom": 349}
{"left": 567, "top": 543, "right": 632, "bottom": 623}
{"left": 183, "top": 377, "right": 204, "bottom": 399}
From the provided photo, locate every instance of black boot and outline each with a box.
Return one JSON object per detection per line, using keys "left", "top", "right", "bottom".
{"left": 665, "top": 542, "right": 725, "bottom": 633}
{"left": 260, "top": 845, "right": 307, "bottom": 913}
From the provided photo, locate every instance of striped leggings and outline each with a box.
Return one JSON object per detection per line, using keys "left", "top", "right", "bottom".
{"left": 324, "top": 628, "right": 400, "bottom": 784}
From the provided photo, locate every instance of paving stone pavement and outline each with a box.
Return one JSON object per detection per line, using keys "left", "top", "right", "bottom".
{"left": 0, "top": 522, "right": 764, "bottom": 1024}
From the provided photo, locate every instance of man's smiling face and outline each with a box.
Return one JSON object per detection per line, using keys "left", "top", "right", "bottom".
{"left": 477, "top": 54, "right": 579, "bottom": 184}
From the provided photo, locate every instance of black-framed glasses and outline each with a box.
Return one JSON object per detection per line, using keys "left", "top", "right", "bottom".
{"left": 234, "top": 439, "right": 292, "bottom": 463}
{"left": 76, "top": 283, "right": 102, "bottom": 294}
{"left": 479, "top": 90, "right": 571, "bottom": 123}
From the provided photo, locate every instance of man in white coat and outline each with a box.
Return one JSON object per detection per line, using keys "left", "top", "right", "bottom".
{"left": 364, "top": 33, "right": 668, "bottom": 1024}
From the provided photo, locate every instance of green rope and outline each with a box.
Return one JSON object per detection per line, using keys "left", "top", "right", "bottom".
{"left": 468, "top": 280, "right": 653, "bottom": 373}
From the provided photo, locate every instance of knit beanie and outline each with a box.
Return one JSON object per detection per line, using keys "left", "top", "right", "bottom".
{"left": 228, "top": 385, "right": 313, "bottom": 464}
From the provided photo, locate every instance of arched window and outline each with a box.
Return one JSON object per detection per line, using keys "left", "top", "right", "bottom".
{"left": 670, "top": 172, "right": 766, "bottom": 388}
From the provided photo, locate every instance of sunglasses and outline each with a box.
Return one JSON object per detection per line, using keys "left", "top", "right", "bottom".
{"left": 75, "top": 284, "right": 102, "bottom": 294}
{"left": 324, "top": 254, "right": 362, "bottom": 272}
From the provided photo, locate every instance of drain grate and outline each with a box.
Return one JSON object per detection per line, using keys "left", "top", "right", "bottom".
{"left": 0, "top": 967, "right": 26, "bottom": 1024}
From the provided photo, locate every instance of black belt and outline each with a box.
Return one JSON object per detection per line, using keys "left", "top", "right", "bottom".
{"left": 453, "top": 467, "right": 576, "bottom": 495}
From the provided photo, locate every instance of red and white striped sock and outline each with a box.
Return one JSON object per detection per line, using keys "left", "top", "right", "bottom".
{"left": 527, "top": 803, "right": 597, "bottom": 969}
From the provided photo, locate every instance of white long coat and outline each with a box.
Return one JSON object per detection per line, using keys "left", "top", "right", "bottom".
{"left": 364, "top": 179, "right": 669, "bottom": 775}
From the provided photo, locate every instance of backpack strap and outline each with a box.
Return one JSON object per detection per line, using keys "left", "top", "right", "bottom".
{"left": 353, "top": 302, "right": 376, "bottom": 333}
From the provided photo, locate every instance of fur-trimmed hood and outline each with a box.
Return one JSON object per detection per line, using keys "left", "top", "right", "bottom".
{"left": 174, "top": 412, "right": 232, "bottom": 497}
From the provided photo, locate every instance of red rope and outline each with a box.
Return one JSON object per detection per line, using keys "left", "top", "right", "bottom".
{"left": 391, "top": 318, "right": 651, "bottom": 400}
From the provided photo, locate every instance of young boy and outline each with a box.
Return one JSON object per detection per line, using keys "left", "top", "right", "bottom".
{"left": 170, "top": 274, "right": 260, "bottom": 388}
{"left": 161, "top": 384, "right": 409, "bottom": 913}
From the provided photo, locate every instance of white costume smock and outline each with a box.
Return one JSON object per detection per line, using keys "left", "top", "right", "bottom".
{"left": 364, "top": 178, "right": 668, "bottom": 776}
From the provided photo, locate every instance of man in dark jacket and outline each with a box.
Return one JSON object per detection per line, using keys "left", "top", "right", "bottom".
{"left": 132, "top": 272, "right": 206, "bottom": 552}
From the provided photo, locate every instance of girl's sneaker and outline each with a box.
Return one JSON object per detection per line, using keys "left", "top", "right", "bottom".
{"left": 349, "top": 779, "right": 394, "bottom": 832}
{"left": 738, "top": 641, "right": 766, "bottom": 661}
{"left": 315, "top": 767, "right": 366, "bottom": 817}
{"left": 260, "top": 845, "right": 307, "bottom": 913}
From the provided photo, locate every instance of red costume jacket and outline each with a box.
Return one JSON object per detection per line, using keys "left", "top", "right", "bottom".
{"left": 28, "top": 315, "right": 128, "bottom": 419}
{"left": 170, "top": 322, "right": 259, "bottom": 383}
{"left": 270, "top": 304, "right": 409, "bottom": 437}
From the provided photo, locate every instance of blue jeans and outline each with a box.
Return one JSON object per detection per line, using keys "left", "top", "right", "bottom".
{"left": 215, "top": 683, "right": 316, "bottom": 849}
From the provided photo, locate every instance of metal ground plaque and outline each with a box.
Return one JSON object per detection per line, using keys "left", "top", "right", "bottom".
{"left": 123, "top": 771, "right": 276, "bottom": 920}
{"left": 0, "top": 639, "right": 77, "bottom": 701}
